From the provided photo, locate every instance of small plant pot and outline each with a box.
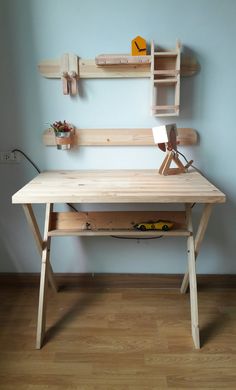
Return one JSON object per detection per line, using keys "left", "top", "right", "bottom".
{"left": 55, "top": 131, "right": 72, "bottom": 150}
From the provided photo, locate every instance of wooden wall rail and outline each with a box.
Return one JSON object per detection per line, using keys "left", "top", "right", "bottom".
{"left": 38, "top": 56, "right": 199, "bottom": 79}
{"left": 43, "top": 127, "right": 197, "bottom": 147}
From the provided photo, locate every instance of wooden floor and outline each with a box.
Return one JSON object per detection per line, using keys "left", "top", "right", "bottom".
{"left": 1, "top": 283, "right": 236, "bottom": 389}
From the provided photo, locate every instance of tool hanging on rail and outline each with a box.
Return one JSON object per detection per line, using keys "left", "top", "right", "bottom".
{"left": 60, "top": 53, "right": 78, "bottom": 95}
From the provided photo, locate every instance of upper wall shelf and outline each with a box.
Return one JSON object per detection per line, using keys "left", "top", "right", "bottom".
{"left": 38, "top": 55, "right": 198, "bottom": 79}
{"left": 38, "top": 40, "right": 199, "bottom": 117}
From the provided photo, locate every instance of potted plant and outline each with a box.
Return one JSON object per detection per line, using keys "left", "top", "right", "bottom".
{"left": 50, "top": 120, "right": 74, "bottom": 150}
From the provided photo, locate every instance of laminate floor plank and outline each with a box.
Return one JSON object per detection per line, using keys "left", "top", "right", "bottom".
{"left": 0, "top": 285, "right": 236, "bottom": 389}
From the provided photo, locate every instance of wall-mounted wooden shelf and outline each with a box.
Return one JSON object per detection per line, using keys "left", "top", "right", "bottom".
{"left": 38, "top": 58, "right": 151, "bottom": 79}
{"left": 95, "top": 54, "right": 151, "bottom": 66}
{"left": 151, "top": 41, "right": 181, "bottom": 117}
{"left": 38, "top": 42, "right": 199, "bottom": 117}
{"left": 38, "top": 55, "right": 198, "bottom": 79}
{"left": 43, "top": 127, "right": 197, "bottom": 147}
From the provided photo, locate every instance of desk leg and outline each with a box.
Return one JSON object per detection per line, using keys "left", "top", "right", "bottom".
{"left": 22, "top": 204, "right": 57, "bottom": 293}
{"left": 36, "top": 203, "right": 52, "bottom": 349}
{"left": 185, "top": 204, "right": 200, "bottom": 349}
{"left": 180, "top": 204, "right": 213, "bottom": 294}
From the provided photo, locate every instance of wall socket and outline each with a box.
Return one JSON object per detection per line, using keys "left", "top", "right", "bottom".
{"left": 0, "top": 151, "right": 20, "bottom": 163}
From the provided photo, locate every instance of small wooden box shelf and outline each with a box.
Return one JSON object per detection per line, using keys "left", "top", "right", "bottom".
{"left": 151, "top": 41, "right": 181, "bottom": 117}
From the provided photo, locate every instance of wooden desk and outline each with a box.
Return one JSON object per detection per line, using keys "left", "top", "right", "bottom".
{"left": 12, "top": 170, "right": 226, "bottom": 349}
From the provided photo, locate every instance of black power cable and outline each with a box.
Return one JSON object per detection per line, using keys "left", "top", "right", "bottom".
{"left": 11, "top": 148, "right": 78, "bottom": 212}
{"left": 12, "top": 148, "right": 41, "bottom": 173}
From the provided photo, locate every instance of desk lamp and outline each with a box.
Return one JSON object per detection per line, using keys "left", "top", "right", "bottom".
{"left": 152, "top": 124, "right": 190, "bottom": 175}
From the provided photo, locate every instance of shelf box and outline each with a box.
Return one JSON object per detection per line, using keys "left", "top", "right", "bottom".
{"left": 151, "top": 41, "right": 181, "bottom": 117}
{"left": 152, "top": 108, "right": 179, "bottom": 117}
{"left": 152, "top": 83, "right": 179, "bottom": 116}
{"left": 154, "top": 55, "right": 178, "bottom": 72}
{"left": 49, "top": 210, "right": 188, "bottom": 237}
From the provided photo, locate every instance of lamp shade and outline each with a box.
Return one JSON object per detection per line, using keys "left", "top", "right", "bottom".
{"left": 152, "top": 124, "right": 177, "bottom": 151}
{"left": 152, "top": 126, "right": 169, "bottom": 144}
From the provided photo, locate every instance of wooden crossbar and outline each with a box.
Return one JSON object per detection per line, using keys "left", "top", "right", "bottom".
{"left": 43, "top": 127, "right": 197, "bottom": 147}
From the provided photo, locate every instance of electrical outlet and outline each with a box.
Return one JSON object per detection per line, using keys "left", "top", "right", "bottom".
{"left": 0, "top": 151, "right": 20, "bottom": 163}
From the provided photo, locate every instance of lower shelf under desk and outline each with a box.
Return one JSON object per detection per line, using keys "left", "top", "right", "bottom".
{"left": 48, "top": 210, "right": 190, "bottom": 237}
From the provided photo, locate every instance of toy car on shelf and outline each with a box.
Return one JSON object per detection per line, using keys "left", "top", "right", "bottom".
{"left": 134, "top": 220, "right": 174, "bottom": 231}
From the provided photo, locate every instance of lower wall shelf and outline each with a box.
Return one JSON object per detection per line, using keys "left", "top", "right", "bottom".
{"left": 48, "top": 211, "right": 189, "bottom": 237}
{"left": 48, "top": 229, "right": 190, "bottom": 237}
{"left": 43, "top": 127, "right": 198, "bottom": 147}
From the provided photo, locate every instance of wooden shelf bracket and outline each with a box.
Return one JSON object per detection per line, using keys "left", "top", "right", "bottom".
{"left": 60, "top": 53, "right": 78, "bottom": 95}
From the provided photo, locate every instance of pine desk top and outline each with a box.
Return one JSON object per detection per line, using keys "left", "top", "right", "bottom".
{"left": 12, "top": 170, "right": 226, "bottom": 205}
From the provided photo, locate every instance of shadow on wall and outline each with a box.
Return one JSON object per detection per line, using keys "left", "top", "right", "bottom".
{"left": 0, "top": 1, "right": 45, "bottom": 272}
{"left": 192, "top": 198, "right": 235, "bottom": 273}
{"left": 0, "top": 216, "right": 25, "bottom": 273}
{"left": 180, "top": 45, "right": 202, "bottom": 120}
{"left": 0, "top": 1, "right": 43, "bottom": 151}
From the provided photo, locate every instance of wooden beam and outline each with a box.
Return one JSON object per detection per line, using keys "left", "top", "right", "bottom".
{"left": 38, "top": 56, "right": 199, "bottom": 79}
{"left": 43, "top": 127, "right": 197, "bottom": 147}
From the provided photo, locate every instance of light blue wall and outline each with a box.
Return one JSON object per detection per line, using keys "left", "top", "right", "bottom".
{"left": 0, "top": 0, "right": 235, "bottom": 274}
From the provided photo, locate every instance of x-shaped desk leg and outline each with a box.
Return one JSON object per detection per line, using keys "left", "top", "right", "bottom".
{"left": 22, "top": 201, "right": 213, "bottom": 349}
{"left": 22, "top": 203, "right": 56, "bottom": 349}
{"left": 182, "top": 203, "right": 213, "bottom": 349}
{"left": 181, "top": 204, "right": 213, "bottom": 294}
{"left": 185, "top": 204, "right": 200, "bottom": 348}
{"left": 22, "top": 204, "right": 57, "bottom": 293}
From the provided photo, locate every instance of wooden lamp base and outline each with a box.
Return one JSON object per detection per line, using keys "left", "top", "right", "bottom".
{"left": 159, "top": 150, "right": 192, "bottom": 176}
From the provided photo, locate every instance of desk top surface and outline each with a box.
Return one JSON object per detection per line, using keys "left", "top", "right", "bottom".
{"left": 12, "top": 170, "right": 226, "bottom": 204}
